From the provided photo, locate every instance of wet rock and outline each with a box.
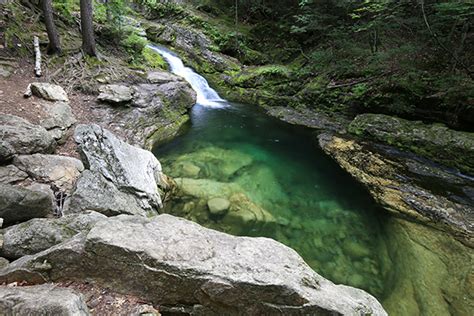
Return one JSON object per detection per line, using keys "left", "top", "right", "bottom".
{"left": 348, "top": 113, "right": 474, "bottom": 174}
{"left": 0, "top": 215, "right": 387, "bottom": 315}
{"left": 174, "top": 178, "right": 240, "bottom": 199}
{"left": 0, "top": 165, "right": 28, "bottom": 184}
{"left": 66, "top": 170, "right": 152, "bottom": 217}
{"left": 29, "top": 82, "right": 69, "bottom": 102}
{"left": 14, "top": 154, "right": 84, "bottom": 193}
{"left": 0, "top": 115, "right": 55, "bottom": 156}
{"left": 0, "top": 184, "right": 52, "bottom": 225}
{"left": 1, "top": 211, "right": 106, "bottom": 259}
{"left": 207, "top": 197, "right": 230, "bottom": 216}
{"left": 0, "top": 284, "right": 90, "bottom": 315}
{"left": 318, "top": 133, "right": 474, "bottom": 245}
{"left": 97, "top": 84, "right": 134, "bottom": 104}
{"left": 74, "top": 124, "right": 164, "bottom": 210}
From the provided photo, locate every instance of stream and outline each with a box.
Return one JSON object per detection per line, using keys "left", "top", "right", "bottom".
{"left": 149, "top": 45, "right": 474, "bottom": 315}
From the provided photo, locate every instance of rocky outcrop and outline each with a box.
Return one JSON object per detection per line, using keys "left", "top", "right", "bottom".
{"left": 74, "top": 124, "right": 165, "bottom": 211}
{"left": 27, "top": 82, "right": 69, "bottom": 102}
{"left": 348, "top": 114, "right": 474, "bottom": 174}
{"left": 0, "top": 284, "right": 89, "bottom": 315}
{"left": 0, "top": 215, "right": 386, "bottom": 315}
{"left": 0, "top": 115, "right": 55, "bottom": 156}
{"left": 0, "top": 184, "right": 52, "bottom": 225}
{"left": 1, "top": 211, "right": 106, "bottom": 259}
{"left": 66, "top": 170, "right": 152, "bottom": 217}
{"left": 13, "top": 154, "right": 84, "bottom": 193}
{"left": 318, "top": 133, "right": 474, "bottom": 245}
{"left": 94, "top": 72, "right": 196, "bottom": 148}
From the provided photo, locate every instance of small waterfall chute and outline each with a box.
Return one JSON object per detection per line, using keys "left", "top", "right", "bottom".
{"left": 147, "top": 45, "right": 227, "bottom": 108}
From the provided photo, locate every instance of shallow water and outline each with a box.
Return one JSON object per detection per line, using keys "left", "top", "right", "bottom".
{"left": 154, "top": 102, "right": 389, "bottom": 297}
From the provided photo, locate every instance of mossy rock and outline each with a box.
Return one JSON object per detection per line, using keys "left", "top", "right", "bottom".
{"left": 348, "top": 114, "right": 474, "bottom": 174}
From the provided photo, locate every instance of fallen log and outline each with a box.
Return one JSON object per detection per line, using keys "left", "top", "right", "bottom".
{"left": 34, "top": 36, "right": 41, "bottom": 77}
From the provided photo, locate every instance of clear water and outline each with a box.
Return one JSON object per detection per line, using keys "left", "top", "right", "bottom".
{"left": 154, "top": 102, "right": 388, "bottom": 297}
{"left": 150, "top": 46, "right": 473, "bottom": 314}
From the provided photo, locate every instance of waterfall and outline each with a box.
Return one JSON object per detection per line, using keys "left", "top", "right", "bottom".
{"left": 147, "top": 45, "right": 227, "bottom": 108}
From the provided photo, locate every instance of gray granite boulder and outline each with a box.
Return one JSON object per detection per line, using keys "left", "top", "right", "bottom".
{"left": 0, "top": 284, "right": 89, "bottom": 315}
{"left": 14, "top": 154, "right": 84, "bottom": 193}
{"left": 28, "top": 82, "right": 69, "bottom": 102}
{"left": 74, "top": 124, "right": 164, "bottom": 210}
{"left": 66, "top": 170, "right": 152, "bottom": 217}
{"left": 0, "top": 215, "right": 386, "bottom": 315}
{"left": 0, "top": 184, "right": 52, "bottom": 225}
{"left": 0, "top": 165, "right": 28, "bottom": 184}
{"left": 1, "top": 211, "right": 106, "bottom": 259}
{"left": 0, "top": 115, "right": 56, "bottom": 156}
{"left": 97, "top": 84, "right": 134, "bottom": 104}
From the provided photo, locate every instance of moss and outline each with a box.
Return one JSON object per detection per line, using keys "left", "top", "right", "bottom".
{"left": 142, "top": 46, "right": 168, "bottom": 70}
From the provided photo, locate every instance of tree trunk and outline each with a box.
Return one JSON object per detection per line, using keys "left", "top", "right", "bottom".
{"left": 41, "top": 0, "right": 61, "bottom": 54}
{"left": 80, "top": 0, "right": 96, "bottom": 56}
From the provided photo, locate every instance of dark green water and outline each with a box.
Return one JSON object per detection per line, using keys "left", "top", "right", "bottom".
{"left": 153, "top": 102, "right": 389, "bottom": 297}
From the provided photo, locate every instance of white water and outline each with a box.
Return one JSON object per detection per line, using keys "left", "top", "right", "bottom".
{"left": 147, "top": 45, "right": 226, "bottom": 108}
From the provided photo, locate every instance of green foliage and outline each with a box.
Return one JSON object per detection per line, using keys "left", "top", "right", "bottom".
{"left": 121, "top": 31, "right": 148, "bottom": 56}
{"left": 53, "top": 0, "right": 79, "bottom": 23}
{"left": 142, "top": 46, "right": 167, "bottom": 69}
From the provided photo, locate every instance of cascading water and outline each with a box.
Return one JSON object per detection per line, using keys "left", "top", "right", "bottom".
{"left": 147, "top": 45, "right": 226, "bottom": 108}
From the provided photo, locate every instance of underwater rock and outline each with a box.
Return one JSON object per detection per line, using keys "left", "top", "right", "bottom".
{"left": 174, "top": 178, "right": 241, "bottom": 199}
{"left": 0, "top": 215, "right": 387, "bottom": 315}
{"left": 207, "top": 197, "right": 230, "bottom": 216}
{"left": 342, "top": 240, "right": 371, "bottom": 259}
{"left": 318, "top": 133, "right": 474, "bottom": 245}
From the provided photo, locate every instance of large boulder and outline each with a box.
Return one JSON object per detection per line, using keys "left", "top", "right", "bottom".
{"left": 29, "top": 82, "right": 69, "bottom": 102}
{"left": 318, "top": 133, "right": 474, "bottom": 245}
{"left": 74, "top": 124, "right": 164, "bottom": 210}
{"left": 13, "top": 154, "right": 84, "bottom": 193}
{"left": 40, "top": 101, "right": 76, "bottom": 143}
{"left": 0, "top": 140, "right": 15, "bottom": 164}
{"left": 0, "top": 165, "right": 28, "bottom": 184}
{"left": 66, "top": 170, "right": 152, "bottom": 217}
{"left": 147, "top": 70, "right": 180, "bottom": 84}
{"left": 1, "top": 211, "right": 106, "bottom": 259}
{"left": 0, "top": 284, "right": 89, "bottom": 315}
{"left": 0, "top": 115, "right": 56, "bottom": 156}
{"left": 0, "top": 184, "right": 52, "bottom": 225}
{"left": 348, "top": 113, "right": 474, "bottom": 174}
{"left": 0, "top": 215, "right": 386, "bottom": 315}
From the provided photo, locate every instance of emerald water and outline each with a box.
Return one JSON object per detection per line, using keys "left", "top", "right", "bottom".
{"left": 154, "top": 102, "right": 388, "bottom": 296}
{"left": 150, "top": 45, "right": 473, "bottom": 315}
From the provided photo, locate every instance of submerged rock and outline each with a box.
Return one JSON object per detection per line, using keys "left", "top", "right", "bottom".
{"left": 348, "top": 113, "right": 474, "bottom": 174}
{"left": 0, "top": 115, "right": 55, "bottom": 156}
{"left": 318, "top": 133, "right": 474, "bottom": 245}
{"left": 0, "top": 184, "right": 52, "bottom": 225}
{"left": 74, "top": 124, "right": 164, "bottom": 210}
{"left": 0, "top": 284, "right": 89, "bottom": 315}
{"left": 0, "top": 215, "right": 387, "bottom": 315}
{"left": 207, "top": 197, "right": 230, "bottom": 216}
{"left": 1, "top": 211, "right": 106, "bottom": 259}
